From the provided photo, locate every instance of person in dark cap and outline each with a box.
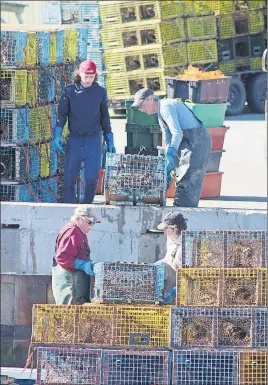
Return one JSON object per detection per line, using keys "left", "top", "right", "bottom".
{"left": 155, "top": 211, "right": 188, "bottom": 304}
{"left": 52, "top": 206, "right": 101, "bottom": 304}
{"left": 131, "top": 89, "right": 211, "bottom": 207}
{"left": 53, "top": 59, "right": 116, "bottom": 204}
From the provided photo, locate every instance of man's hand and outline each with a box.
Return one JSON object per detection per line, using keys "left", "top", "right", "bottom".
{"left": 74, "top": 259, "right": 94, "bottom": 277}
{"left": 104, "top": 132, "right": 116, "bottom": 153}
{"left": 53, "top": 127, "right": 65, "bottom": 154}
{"left": 166, "top": 147, "right": 177, "bottom": 174}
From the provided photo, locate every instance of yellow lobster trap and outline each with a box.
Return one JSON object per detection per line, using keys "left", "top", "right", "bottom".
{"left": 218, "top": 10, "right": 265, "bottom": 39}
{"left": 0, "top": 69, "right": 27, "bottom": 107}
{"left": 176, "top": 268, "right": 267, "bottom": 307}
{"left": 32, "top": 304, "right": 171, "bottom": 348}
{"left": 28, "top": 106, "right": 51, "bottom": 143}
{"left": 63, "top": 29, "right": 77, "bottom": 62}
{"left": 239, "top": 351, "right": 267, "bottom": 385}
{"left": 186, "top": 39, "right": 218, "bottom": 65}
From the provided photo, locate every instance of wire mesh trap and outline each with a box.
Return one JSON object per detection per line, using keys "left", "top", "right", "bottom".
{"left": 181, "top": 230, "right": 267, "bottom": 268}
{"left": 0, "top": 108, "right": 29, "bottom": 144}
{"left": 102, "top": 348, "right": 171, "bottom": 385}
{"left": 36, "top": 346, "right": 102, "bottom": 385}
{"left": 32, "top": 304, "right": 171, "bottom": 348}
{"left": 0, "top": 69, "right": 27, "bottom": 107}
{"left": 239, "top": 351, "right": 267, "bottom": 385}
{"left": 104, "top": 153, "right": 166, "bottom": 206}
{"left": 91, "top": 262, "right": 165, "bottom": 303}
{"left": 173, "top": 350, "right": 238, "bottom": 385}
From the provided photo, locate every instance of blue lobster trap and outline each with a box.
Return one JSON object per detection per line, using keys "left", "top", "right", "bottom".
{"left": 92, "top": 262, "right": 165, "bottom": 303}
{"left": 87, "top": 49, "right": 104, "bottom": 73}
{"left": 0, "top": 107, "right": 29, "bottom": 144}
{"left": 87, "top": 27, "right": 102, "bottom": 50}
{"left": 37, "top": 67, "right": 55, "bottom": 104}
{"left": 79, "top": 1, "right": 101, "bottom": 26}
{"left": 56, "top": 30, "right": 64, "bottom": 64}
{"left": 173, "top": 350, "right": 238, "bottom": 385}
{"left": 36, "top": 31, "right": 50, "bottom": 66}
{"left": 0, "top": 182, "right": 31, "bottom": 202}
{"left": 77, "top": 28, "right": 88, "bottom": 61}
{"left": 102, "top": 348, "right": 171, "bottom": 385}
{"left": 1, "top": 30, "right": 27, "bottom": 67}
{"left": 41, "top": 177, "right": 58, "bottom": 203}
{"left": 98, "top": 73, "right": 106, "bottom": 88}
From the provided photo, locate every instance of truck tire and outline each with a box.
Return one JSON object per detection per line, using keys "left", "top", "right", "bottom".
{"left": 226, "top": 77, "right": 246, "bottom": 116}
{"left": 246, "top": 73, "right": 267, "bottom": 113}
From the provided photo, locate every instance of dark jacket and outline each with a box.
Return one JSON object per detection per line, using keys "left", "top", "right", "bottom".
{"left": 55, "top": 222, "right": 89, "bottom": 272}
{"left": 56, "top": 82, "right": 111, "bottom": 137}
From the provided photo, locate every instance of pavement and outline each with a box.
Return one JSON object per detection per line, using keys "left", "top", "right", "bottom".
{"left": 95, "top": 111, "right": 267, "bottom": 211}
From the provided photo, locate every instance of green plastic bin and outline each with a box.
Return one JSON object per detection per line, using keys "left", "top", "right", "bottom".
{"left": 185, "top": 102, "right": 228, "bottom": 128}
{"left": 125, "top": 123, "right": 162, "bottom": 149}
{"left": 125, "top": 100, "right": 159, "bottom": 125}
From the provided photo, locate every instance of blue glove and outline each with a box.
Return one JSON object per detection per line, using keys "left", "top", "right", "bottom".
{"left": 74, "top": 258, "right": 94, "bottom": 277}
{"left": 164, "top": 287, "right": 176, "bottom": 304}
{"left": 53, "top": 127, "right": 64, "bottom": 154}
{"left": 166, "top": 147, "right": 177, "bottom": 174}
{"left": 104, "top": 132, "right": 116, "bottom": 153}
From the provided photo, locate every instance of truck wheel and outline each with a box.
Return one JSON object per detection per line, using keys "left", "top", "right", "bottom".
{"left": 246, "top": 73, "right": 267, "bottom": 113}
{"left": 226, "top": 77, "right": 246, "bottom": 116}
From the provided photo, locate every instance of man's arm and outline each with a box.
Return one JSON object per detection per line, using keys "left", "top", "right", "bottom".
{"left": 100, "top": 89, "right": 112, "bottom": 134}
{"left": 161, "top": 103, "right": 183, "bottom": 150}
{"left": 56, "top": 88, "right": 70, "bottom": 129}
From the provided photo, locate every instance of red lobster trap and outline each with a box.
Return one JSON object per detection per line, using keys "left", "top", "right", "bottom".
{"left": 104, "top": 153, "right": 166, "bottom": 206}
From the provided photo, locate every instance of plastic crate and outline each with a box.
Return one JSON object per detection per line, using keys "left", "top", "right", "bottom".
{"left": 187, "top": 39, "right": 218, "bottom": 65}
{"left": 104, "top": 45, "right": 164, "bottom": 73}
{"left": 173, "top": 349, "right": 238, "bottom": 385}
{"left": 0, "top": 30, "right": 27, "bottom": 67}
{"left": 181, "top": 230, "right": 267, "bottom": 268}
{"left": 0, "top": 70, "right": 27, "bottom": 107}
{"left": 28, "top": 106, "right": 51, "bottom": 143}
{"left": 171, "top": 307, "right": 267, "bottom": 349}
{"left": 56, "top": 30, "right": 64, "bottom": 64}
{"left": 36, "top": 346, "right": 102, "bottom": 385}
{"left": 207, "top": 126, "right": 229, "bottom": 150}
{"left": 106, "top": 69, "right": 166, "bottom": 100}
{"left": 218, "top": 10, "right": 265, "bottom": 38}
{"left": 77, "top": 27, "right": 88, "bottom": 61}
{"left": 91, "top": 262, "right": 165, "bottom": 303}
{"left": 125, "top": 99, "right": 159, "bottom": 124}
{"left": 239, "top": 351, "right": 268, "bottom": 385}
{"left": 126, "top": 124, "right": 162, "bottom": 149}
{"left": 200, "top": 171, "right": 224, "bottom": 198}
{"left": 165, "top": 76, "right": 231, "bottom": 103}
{"left": 0, "top": 108, "right": 29, "bottom": 145}
{"left": 0, "top": 182, "right": 31, "bottom": 202}
{"left": 104, "top": 153, "right": 166, "bottom": 206}
{"left": 99, "top": 1, "right": 161, "bottom": 25}
{"left": 207, "top": 150, "right": 225, "bottom": 172}
{"left": 36, "top": 31, "right": 50, "bottom": 66}
{"left": 102, "top": 349, "right": 171, "bottom": 385}
{"left": 185, "top": 102, "right": 228, "bottom": 128}
{"left": 32, "top": 304, "right": 171, "bottom": 348}
{"left": 176, "top": 268, "right": 267, "bottom": 307}
{"left": 186, "top": 15, "right": 217, "bottom": 40}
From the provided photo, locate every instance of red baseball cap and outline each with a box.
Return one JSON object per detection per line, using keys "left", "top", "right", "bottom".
{"left": 79, "top": 59, "right": 97, "bottom": 75}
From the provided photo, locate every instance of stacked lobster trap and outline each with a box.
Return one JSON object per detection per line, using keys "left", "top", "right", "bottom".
{"left": 0, "top": 24, "right": 88, "bottom": 203}
{"left": 30, "top": 229, "right": 267, "bottom": 384}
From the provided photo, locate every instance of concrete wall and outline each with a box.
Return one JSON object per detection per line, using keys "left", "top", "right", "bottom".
{"left": 1, "top": 202, "right": 267, "bottom": 275}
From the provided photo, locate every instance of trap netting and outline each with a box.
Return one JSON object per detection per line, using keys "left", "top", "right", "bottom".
{"left": 104, "top": 153, "right": 166, "bottom": 206}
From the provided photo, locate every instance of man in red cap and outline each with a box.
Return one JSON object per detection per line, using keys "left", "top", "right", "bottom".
{"left": 53, "top": 59, "right": 116, "bottom": 204}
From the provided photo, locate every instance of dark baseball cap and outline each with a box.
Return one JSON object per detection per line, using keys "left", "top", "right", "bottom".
{"left": 130, "top": 88, "right": 154, "bottom": 109}
{"left": 157, "top": 212, "right": 188, "bottom": 230}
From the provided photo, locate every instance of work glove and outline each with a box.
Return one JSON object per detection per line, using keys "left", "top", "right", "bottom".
{"left": 164, "top": 287, "right": 176, "bottom": 304}
{"left": 166, "top": 147, "right": 177, "bottom": 188}
{"left": 53, "top": 127, "right": 65, "bottom": 154}
{"left": 104, "top": 132, "right": 116, "bottom": 153}
{"left": 74, "top": 258, "right": 94, "bottom": 277}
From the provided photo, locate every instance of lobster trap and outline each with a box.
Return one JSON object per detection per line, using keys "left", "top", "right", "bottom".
{"left": 173, "top": 350, "right": 238, "bottom": 385}
{"left": 104, "top": 153, "right": 166, "bottom": 206}
{"left": 187, "top": 39, "right": 218, "bottom": 64}
{"left": 0, "top": 108, "right": 29, "bottom": 144}
{"left": 186, "top": 15, "right": 217, "bottom": 40}
{"left": 0, "top": 70, "right": 27, "bottom": 107}
{"left": 32, "top": 304, "right": 171, "bottom": 348}
{"left": 56, "top": 29, "right": 64, "bottom": 64}
{"left": 87, "top": 49, "right": 104, "bottom": 73}
{"left": 176, "top": 268, "right": 267, "bottom": 307}
{"left": 28, "top": 106, "right": 51, "bottom": 143}
{"left": 61, "top": 1, "right": 100, "bottom": 26}
{"left": 0, "top": 182, "right": 32, "bottom": 202}
{"left": 1, "top": 30, "right": 26, "bottom": 67}
{"left": 77, "top": 28, "right": 88, "bottom": 61}
{"left": 102, "top": 348, "right": 171, "bottom": 385}
{"left": 91, "top": 262, "right": 165, "bottom": 303}
{"left": 239, "top": 351, "right": 267, "bottom": 385}
{"left": 63, "top": 29, "right": 77, "bottom": 62}
{"left": 36, "top": 346, "right": 102, "bottom": 385}
{"left": 181, "top": 230, "right": 267, "bottom": 268}
{"left": 170, "top": 306, "right": 267, "bottom": 349}
{"left": 36, "top": 31, "right": 50, "bottom": 67}
{"left": 37, "top": 67, "right": 55, "bottom": 104}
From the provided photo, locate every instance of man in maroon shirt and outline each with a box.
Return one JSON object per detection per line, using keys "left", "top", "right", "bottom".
{"left": 52, "top": 206, "right": 100, "bottom": 304}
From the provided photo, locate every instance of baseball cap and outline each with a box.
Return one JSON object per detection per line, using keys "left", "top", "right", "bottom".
{"left": 79, "top": 59, "right": 97, "bottom": 75}
{"left": 130, "top": 88, "right": 154, "bottom": 109}
{"left": 157, "top": 212, "right": 187, "bottom": 230}
{"left": 74, "top": 206, "right": 100, "bottom": 224}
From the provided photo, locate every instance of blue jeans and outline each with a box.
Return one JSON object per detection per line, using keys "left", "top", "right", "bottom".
{"left": 64, "top": 134, "right": 102, "bottom": 203}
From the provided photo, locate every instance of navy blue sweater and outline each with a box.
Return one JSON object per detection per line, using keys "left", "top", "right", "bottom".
{"left": 56, "top": 82, "right": 111, "bottom": 137}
